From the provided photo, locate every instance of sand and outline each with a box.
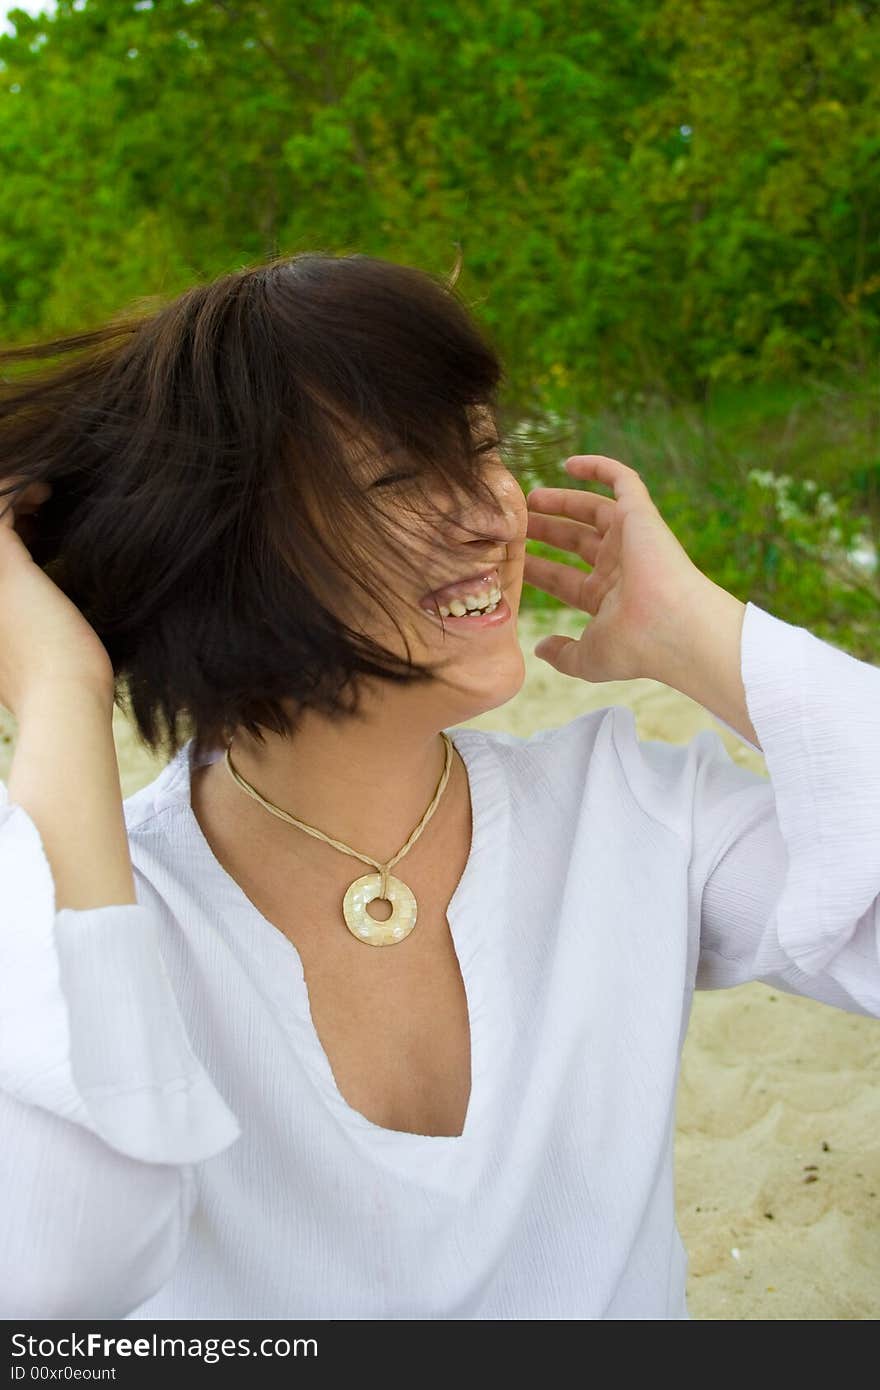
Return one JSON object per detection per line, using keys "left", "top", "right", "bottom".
{"left": 1, "top": 606, "right": 877, "bottom": 1320}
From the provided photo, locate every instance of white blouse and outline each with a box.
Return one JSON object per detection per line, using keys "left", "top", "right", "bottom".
{"left": 1, "top": 600, "right": 878, "bottom": 1321}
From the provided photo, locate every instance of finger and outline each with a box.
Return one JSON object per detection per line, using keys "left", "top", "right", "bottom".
{"left": 562, "top": 455, "right": 650, "bottom": 501}
{"left": 0, "top": 477, "right": 51, "bottom": 527}
{"left": 532, "top": 633, "right": 589, "bottom": 680}
{"left": 533, "top": 633, "right": 575, "bottom": 666}
{"left": 15, "top": 479, "right": 52, "bottom": 512}
{"left": 522, "top": 551, "right": 596, "bottom": 612}
{"left": 0, "top": 475, "right": 24, "bottom": 526}
{"left": 527, "top": 485, "right": 616, "bottom": 533}
{"left": 525, "top": 511, "right": 602, "bottom": 565}
{"left": 525, "top": 550, "right": 621, "bottom": 617}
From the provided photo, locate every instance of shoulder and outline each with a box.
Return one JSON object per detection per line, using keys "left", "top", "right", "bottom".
{"left": 450, "top": 705, "right": 765, "bottom": 846}
{"left": 449, "top": 705, "right": 629, "bottom": 825}
{"left": 122, "top": 738, "right": 196, "bottom": 834}
{"left": 451, "top": 704, "right": 616, "bottom": 779}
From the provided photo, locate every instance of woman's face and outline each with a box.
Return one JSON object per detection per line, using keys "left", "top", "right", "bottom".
{"left": 348, "top": 411, "right": 530, "bottom": 724}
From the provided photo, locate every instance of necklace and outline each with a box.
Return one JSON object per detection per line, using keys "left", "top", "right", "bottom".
{"left": 222, "top": 731, "right": 455, "bottom": 947}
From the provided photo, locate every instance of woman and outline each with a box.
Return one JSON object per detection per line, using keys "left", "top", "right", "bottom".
{"left": 0, "top": 253, "right": 877, "bottom": 1320}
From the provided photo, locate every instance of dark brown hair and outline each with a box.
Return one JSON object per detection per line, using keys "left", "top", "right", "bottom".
{"left": 0, "top": 252, "right": 534, "bottom": 762}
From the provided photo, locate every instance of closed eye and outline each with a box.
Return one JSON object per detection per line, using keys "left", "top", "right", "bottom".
{"left": 373, "top": 472, "right": 416, "bottom": 488}
{"left": 373, "top": 438, "right": 503, "bottom": 488}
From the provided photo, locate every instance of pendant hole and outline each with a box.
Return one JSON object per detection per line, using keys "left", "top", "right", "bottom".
{"left": 367, "top": 898, "right": 393, "bottom": 922}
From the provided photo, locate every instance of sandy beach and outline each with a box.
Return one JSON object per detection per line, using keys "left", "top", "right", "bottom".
{"left": 2, "top": 605, "right": 877, "bottom": 1320}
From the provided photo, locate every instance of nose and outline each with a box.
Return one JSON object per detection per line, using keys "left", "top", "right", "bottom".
{"left": 452, "top": 464, "right": 525, "bottom": 554}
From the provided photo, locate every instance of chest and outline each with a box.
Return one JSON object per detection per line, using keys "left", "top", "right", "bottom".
{"left": 286, "top": 890, "right": 473, "bottom": 1137}
{"left": 191, "top": 762, "right": 474, "bottom": 1138}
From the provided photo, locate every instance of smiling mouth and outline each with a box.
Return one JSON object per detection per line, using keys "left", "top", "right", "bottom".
{"left": 418, "top": 589, "right": 512, "bottom": 631}
{"left": 419, "top": 567, "right": 502, "bottom": 612}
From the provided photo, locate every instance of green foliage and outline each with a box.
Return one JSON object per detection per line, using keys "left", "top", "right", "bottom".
{"left": 3, "top": 0, "right": 876, "bottom": 405}
{"left": 1, "top": 2, "right": 878, "bottom": 655}
{"left": 622, "top": 0, "right": 880, "bottom": 395}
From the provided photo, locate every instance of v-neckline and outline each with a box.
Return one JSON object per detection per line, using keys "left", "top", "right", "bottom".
{"left": 159, "top": 725, "right": 514, "bottom": 1175}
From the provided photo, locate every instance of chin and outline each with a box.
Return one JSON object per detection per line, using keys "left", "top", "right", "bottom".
{"left": 454, "top": 643, "right": 527, "bottom": 721}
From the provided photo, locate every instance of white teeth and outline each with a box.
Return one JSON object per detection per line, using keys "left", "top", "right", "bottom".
{"left": 444, "top": 587, "right": 502, "bottom": 616}
{"left": 439, "top": 596, "right": 500, "bottom": 619}
{"left": 433, "top": 585, "right": 502, "bottom": 620}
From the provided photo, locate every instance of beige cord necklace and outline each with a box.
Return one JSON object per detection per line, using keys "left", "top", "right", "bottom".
{"left": 222, "top": 731, "right": 454, "bottom": 947}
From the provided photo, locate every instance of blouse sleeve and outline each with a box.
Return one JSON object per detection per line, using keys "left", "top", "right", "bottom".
{"left": 615, "top": 601, "right": 880, "bottom": 1017}
{"left": 676, "top": 601, "right": 880, "bottom": 1017}
{"left": 0, "top": 783, "right": 242, "bottom": 1316}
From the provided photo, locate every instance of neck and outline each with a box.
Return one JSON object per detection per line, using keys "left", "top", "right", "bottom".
{"left": 212, "top": 705, "right": 459, "bottom": 869}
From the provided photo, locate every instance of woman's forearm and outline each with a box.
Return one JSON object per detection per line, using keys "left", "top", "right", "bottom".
{"left": 649, "top": 580, "right": 762, "bottom": 750}
{"left": 8, "top": 682, "right": 137, "bottom": 910}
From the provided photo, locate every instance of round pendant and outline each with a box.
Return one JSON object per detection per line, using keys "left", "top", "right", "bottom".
{"left": 342, "top": 872, "right": 418, "bottom": 947}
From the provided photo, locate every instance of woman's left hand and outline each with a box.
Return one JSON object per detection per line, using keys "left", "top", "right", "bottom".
{"left": 523, "top": 455, "right": 712, "bottom": 685}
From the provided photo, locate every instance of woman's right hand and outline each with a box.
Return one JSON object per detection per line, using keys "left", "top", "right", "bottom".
{"left": 0, "top": 478, "right": 116, "bottom": 716}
